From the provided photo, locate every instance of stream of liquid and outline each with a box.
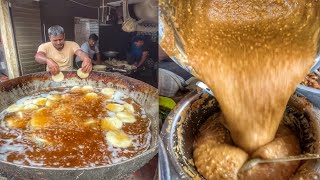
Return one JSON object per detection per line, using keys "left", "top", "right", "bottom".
{"left": 161, "top": 0, "right": 320, "bottom": 152}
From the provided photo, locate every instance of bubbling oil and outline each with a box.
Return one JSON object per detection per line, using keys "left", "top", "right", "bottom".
{"left": 0, "top": 86, "right": 151, "bottom": 168}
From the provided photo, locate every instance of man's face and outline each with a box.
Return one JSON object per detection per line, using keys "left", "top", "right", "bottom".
{"left": 49, "top": 34, "right": 65, "bottom": 50}
{"left": 134, "top": 40, "right": 144, "bottom": 48}
{"left": 88, "top": 39, "right": 97, "bottom": 47}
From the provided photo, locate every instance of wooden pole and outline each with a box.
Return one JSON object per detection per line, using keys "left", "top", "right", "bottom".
{"left": 0, "top": 0, "right": 20, "bottom": 78}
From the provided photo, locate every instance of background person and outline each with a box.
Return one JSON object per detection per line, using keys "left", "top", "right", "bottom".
{"left": 76, "top": 33, "right": 102, "bottom": 69}
{"left": 127, "top": 35, "right": 150, "bottom": 68}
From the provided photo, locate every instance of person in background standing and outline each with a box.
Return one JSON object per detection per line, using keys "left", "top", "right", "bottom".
{"left": 35, "top": 25, "right": 92, "bottom": 75}
{"left": 76, "top": 33, "right": 102, "bottom": 69}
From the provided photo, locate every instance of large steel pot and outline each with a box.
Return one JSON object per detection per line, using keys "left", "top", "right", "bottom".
{"left": 160, "top": 88, "right": 320, "bottom": 179}
{"left": 0, "top": 71, "right": 159, "bottom": 180}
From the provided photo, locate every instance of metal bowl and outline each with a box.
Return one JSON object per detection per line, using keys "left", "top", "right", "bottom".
{"left": 0, "top": 71, "right": 159, "bottom": 180}
{"left": 103, "top": 51, "right": 119, "bottom": 58}
{"left": 160, "top": 88, "right": 320, "bottom": 179}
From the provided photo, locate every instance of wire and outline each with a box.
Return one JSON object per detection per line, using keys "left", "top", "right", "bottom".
{"left": 67, "top": 0, "right": 99, "bottom": 9}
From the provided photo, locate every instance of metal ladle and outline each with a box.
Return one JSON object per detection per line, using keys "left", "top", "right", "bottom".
{"left": 238, "top": 153, "right": 320, "bottom": 173}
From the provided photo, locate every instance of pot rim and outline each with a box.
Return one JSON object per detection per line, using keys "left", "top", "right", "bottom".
{"left": 161, "top": 90, "right": 201, "bottom": 179}
{"left": 0, "top": 147, "right": 158, "bottom": 171}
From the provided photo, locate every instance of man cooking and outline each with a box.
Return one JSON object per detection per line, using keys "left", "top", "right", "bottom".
{"left": 35, "top": 25, "right": 92, "bottom": 75}
{"left": 128, "top": 35, "right": 150, "bottom": 68}
{"left": 75, "top": 33, "right": 102, "bottom": 69}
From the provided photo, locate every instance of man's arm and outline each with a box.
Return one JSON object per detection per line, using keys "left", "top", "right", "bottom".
{"left": 75, "top": 49, "right": 92, "bottom": 73}
{"left": 92, "top": 45, "right": 101, "bottom": 65}
{"left": 35, "top": 52, "right": 60, "bottom": 75}
{"left": 136, "top": 51, "right": 149, "bottom": 68}
{"left": 96, "top": 53, "right": 102, "bottom": 64}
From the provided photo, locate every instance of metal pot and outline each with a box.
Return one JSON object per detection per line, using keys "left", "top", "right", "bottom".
{"left": 160, "top": 88, "right": 320, "bottom": 179}
{"left": 103, "top": 51, "right": 119, "bottom": 58}
{"left": 0, "top": 71, "right": 159, "bottom": 180}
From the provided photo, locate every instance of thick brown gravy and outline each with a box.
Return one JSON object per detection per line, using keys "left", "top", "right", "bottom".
{"left": 193, "top": 114, "right": 301, "bottom": 180}
{"left": 161, "top": 0, "right": 320, "bottom": 152}
{"left": 0, "top": 86, "right": 151, "bottom": 168}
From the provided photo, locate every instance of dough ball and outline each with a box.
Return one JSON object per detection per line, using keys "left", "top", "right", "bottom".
{"left": 106, "top": 103, "right": 124, "bottom": 112}
{"left": 101, "top": 117, "right": 123, "bottom": 131}
{"left": 101, "top": 88, "right": 116, "bottom": 97}
{"left": 52, "top": 72, "right": 64, "bottom": 82}
{"left": 6, "top": 104, "right": 23, "bottom": 113}
{"left": 70, "top": 86, "right": 82, "bottom": 93}
{"left": 84, "top": 92, "right": 98, "bottom": 100}
{"left": 81, "top": 86, "right": 94, "bottom": 93}
{"left": 116, "top": 111, "right": 136, "bottom": 123}
{"left": 77, "top": 68, "right": 89, "bottom": 79}
{"left": 124, "top": 104, "right": 135, "bottom": 113}
{"left": 32, "top": 98, "right": 47, "bottom": 106}
{"left": 106, "top": 131, "right": 132, "bottom": 148}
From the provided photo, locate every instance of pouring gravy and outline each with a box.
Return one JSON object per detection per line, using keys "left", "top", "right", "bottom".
{"left": 160, "top": 0, "right": 320, "bottom": 179}
{"left": 161, "top": 0, "right": 320, "bottom": 152}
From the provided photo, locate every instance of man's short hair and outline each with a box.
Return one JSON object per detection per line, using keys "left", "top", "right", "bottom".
{"left": 89, "top": 34, "right": 99, "bottom": 41}
{"left": 132, "top": 36, "right": 144, "bottom": 42}
{"left": 48, "top": 25, "right": 64, "bottom": 37}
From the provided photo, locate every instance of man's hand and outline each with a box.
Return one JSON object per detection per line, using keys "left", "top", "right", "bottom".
{"left": 35, "top": 51, "right": 60, "bottom": 75}
{"left": 81, "top": 58, "right": 92, "bottom": 73}
{"left": 75, "top": 49, "right": 93, "bottom": 73}
{"left": 47, "top": 59, "right": 60, "bottom": 75}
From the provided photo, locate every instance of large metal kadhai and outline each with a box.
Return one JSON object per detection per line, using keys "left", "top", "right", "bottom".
{"left": 0, "top": 71, "right": 159, "bottom": 180}
{"left": 160, "top": 88, "right": 320, "bottom": 179}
